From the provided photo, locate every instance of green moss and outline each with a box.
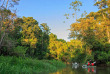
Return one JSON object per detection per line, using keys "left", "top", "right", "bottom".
{"left": 0, "top": 56, "right": 66, "bottom": 74}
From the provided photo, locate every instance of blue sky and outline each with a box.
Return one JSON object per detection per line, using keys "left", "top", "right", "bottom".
{"left": 16, "top": 0, "right": 99, "bottom": 41}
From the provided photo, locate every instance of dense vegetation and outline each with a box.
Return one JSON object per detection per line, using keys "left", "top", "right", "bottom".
{"left": 0, "top": 0, "right": 110, "bottom": 73}
{"left": 0, "top": 56, "right": 66, "bottom": 73}
{"left": 68, "top": 0, "right": 110, "bottom": 66}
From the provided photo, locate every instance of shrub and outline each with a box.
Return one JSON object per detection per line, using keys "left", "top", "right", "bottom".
{"left": 97, "top": 51, "right": 108, "bottom": 62}
{"left": 12, "top": 46, "right": 28, "bottom": 57}
{"left": 107, "top": 62, "right": 110, "bottom": 66}
{"left": 104, "top": 43, "right": 110, "bottom": 52}
{"left": 0, "top": 56, "right": 66, "bottom": 73}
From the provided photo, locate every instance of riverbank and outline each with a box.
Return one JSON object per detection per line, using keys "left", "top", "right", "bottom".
{"left": 0, "top": 56, "right": 66, "bottom": 74}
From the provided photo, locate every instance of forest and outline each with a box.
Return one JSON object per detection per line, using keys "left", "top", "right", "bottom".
{"left": 0, "top": 0, "right": 110, "bottom": 73}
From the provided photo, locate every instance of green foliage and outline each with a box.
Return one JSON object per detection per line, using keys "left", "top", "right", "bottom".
{"left": 70, "top": 0, "right": 82, "bottom": 11}
{"left": 0, "top": 35, "right": 16, "bottom": 55}
{"left": 21, "top": 17, "right": 39, "bottom": 48}
{"left": 57, "top": 39, "right": 66, "bottom": 43}
{"left": 1, "top": 0, "right": 110, "bottom": 67}
{"left": 71, "top": 48, "right": 86, "bottom": 63}
{"left": 48, "top": 33, "right": 68, "bottom": 61}
{"left": 0, "top": 56, "right": 66, "bottom": 74}
{"left": 108, "top": 50, "right": 110, "bottom": 60}
{"left": 0, "top": 0, "right": 20, "bottom": 55}
{"left": 104, "top": 43, "right": 110, "bottom": 52}
{"left": 92, "top": 40, "right": 104, "bottom": 51}
{"left": 85, "top": 53, "right": 94, "bottom": 62}
{"left": 94, "top": 51, "right": 108, "bottom": 63}
{"left": 12, "top": 46, "right": 28, "bottom": 57}
{"left": 69, "top": 0, "right": 82, "bottom": 20}
{"left": 42, "top": 60, "right": 66, "bottom": 68}
{"left": 68, "top": 0, "right": 110, "bottom": 65}
{"left": 107, "top": 62, "right": 110, "bottom": 66}
{"left": 34, "top": 23, "right": 50, "bottom": 59}
{"left": 97, "top": 51, "right": 108, "bottom": 62}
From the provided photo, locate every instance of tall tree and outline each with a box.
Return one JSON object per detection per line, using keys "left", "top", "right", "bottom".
{"left": 21, "top": 17, "right": 39, "bottom": 48}
{"left": 65, "top": 0, "right": 82, "bottom": 21}
{"left": 0, "top": 0, "right": 20, "bottom": 54}
{"left": 69, "top": 0, "right": 82, "bottom": 20}
{"left": 94, "top": 0, "right": 110, "bottom": 42}
{"left": 34, "top": 23, "right": 50, "bottom": 59}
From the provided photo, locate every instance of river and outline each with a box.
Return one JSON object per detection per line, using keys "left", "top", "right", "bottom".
{"left": 49, "top": 65, "right": 110, "bottom": 74}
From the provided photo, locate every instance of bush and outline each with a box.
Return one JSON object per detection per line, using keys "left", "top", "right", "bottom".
{"left": 107, "top": 62, "right": 110, "bottom": 66}
{"left": 0, "top": 56, "right": 66, "bottom": 73}
{"left": 12, "top": 46, "right": 28, "bottom": 57}
{"left": 104, "top": 43, "right": 110, "bottom": 52}
{"left": 97, "top": 51, "right": 108, "bottom": 62}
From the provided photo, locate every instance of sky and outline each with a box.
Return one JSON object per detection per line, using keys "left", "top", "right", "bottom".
{"left": 15, "top": 0, "right": 99, "bottom": 41}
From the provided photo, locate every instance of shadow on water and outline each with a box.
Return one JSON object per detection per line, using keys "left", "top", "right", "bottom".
{"left": 49, "top": 65, "right": 110, "bottom": 74}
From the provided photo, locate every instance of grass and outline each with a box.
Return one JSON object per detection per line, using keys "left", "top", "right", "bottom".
{"left": 0, "top": 56, "right": 66, "bottom": 74}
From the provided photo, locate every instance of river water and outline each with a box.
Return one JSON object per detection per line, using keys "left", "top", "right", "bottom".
{"left": 49, "top": 65, "right": 110, "bottom": 74}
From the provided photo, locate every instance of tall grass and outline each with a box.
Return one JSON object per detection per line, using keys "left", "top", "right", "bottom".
{"left": 0, "top": 56, "right": 66, "bottom": 74}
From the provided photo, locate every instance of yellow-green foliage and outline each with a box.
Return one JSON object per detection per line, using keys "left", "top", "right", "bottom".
{"left": 67, "top": 39, "right": 84, "bottom": 58}
{"left": 21, "top": 17, "right": 40, "bottom": 48}
{"left": 48, "top": 33, "right": 90, "bottom": 63}
{"left": 48, "top": 33, "right": 68, "bottom": 60}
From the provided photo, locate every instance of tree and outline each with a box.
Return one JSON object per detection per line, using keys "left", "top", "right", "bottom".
{"left": 48, "top": 33, "right": 68, "bottom": 60}
{"left": 0, "top": 0, "right": 20, "bottom": 9}
{"left": 69, "top": 0, "right": 82, "bottom": 20}
{"left": 64, "top": 0, "right": 82, "bottom": 21}
{"left": 94, "top": 0, "right": 110, "bottom": 42}
{"left": 21, "top": 17, "right": 39, "bottom": 48}
{"left": 19, "top": 17, "right": 39, "bottom": 56}
{"left": 34, "top": 23, "right": 50, "bottom": 59}
{"left": 0, "top": 0, "right": 20, "bottom": 54}
{"left": 68, "top": 0, "right": 110, "bottom": 64}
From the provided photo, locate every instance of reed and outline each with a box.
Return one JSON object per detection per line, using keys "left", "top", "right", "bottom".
{"left": 0, "top": 56, "right": 66, "bottom": 74}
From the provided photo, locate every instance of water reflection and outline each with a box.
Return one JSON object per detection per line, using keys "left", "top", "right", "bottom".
{"left": 87, "top": 67, "right": 96, "bottom": 73}
{"left": 72, "top": 62, "right": 79, "bottom": 69}
{"left": 50, "top": 65, "right": 110, "bottom": 74}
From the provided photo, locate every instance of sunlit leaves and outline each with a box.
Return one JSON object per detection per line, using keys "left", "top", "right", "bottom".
{"left": 94, "top": 0, "right": 107, "bottom": 9}
{"left": 48, "top": 33, "right": 68, "bottom": 60}
{"left": 64, "top": 13, "right": 69, "bottom": 19}
{"left": 70, "top": 0, "right": 82, "bottom": 11}
{"left": 69, "top": 0, "right": 82, "bottom": 20}
{"left": 40, "top": 23, "right": 50, "bottom": 34}
{"left": 81, "top": 11, "right": 87, "bottom": 18}
{"left": 21, "top": 17, "right": 39, "bottom": 48}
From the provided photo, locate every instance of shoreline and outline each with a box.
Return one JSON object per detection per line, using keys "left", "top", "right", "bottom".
{"left": 0, "top": 56, "right": 66, "bottom": 74}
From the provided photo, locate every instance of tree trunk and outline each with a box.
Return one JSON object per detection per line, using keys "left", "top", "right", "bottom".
{"left": 1, "top": 0, "right": 5, "bottom": 7}
{"left": 0, "top": 32, "right": 5, "bottom": 49}
{"left": 107, "top": 26, "right": 110, "bottom": 43}
{"left": 6, "top": 0, "right": 9, "bottom": 9}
